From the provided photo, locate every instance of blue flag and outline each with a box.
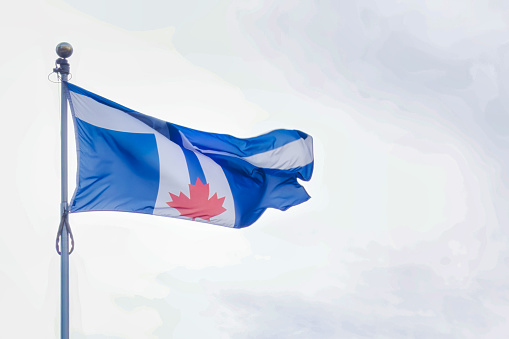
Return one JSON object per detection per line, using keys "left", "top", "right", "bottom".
{"left": 66, "top": 83, "right": 313, "bottom": 228}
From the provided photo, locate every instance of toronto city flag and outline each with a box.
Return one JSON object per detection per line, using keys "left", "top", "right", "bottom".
{"left": 66, "top": 83, "right": 314, "bottom": 228}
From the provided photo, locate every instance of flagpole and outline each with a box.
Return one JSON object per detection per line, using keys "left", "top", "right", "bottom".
{"left": 55, "top": 42, "right": 73, "bottom": 339}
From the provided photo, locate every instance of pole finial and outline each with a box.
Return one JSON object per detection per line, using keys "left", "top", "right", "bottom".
{"left": 54, "top": 43, "right": 72, "bottom": 77}
{"left": 56, "top": 42, "right": 73, "bottom": 59}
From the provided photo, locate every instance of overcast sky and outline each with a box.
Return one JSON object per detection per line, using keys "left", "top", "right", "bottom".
{"left": 2, "top": 0, "right": 509, "bottom": 338}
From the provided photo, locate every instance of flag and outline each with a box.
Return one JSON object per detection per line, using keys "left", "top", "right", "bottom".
{"left": 66, "top": 83, "right": 313, "bottom": 228}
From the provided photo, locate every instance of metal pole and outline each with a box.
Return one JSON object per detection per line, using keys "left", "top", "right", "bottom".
{"left": 55, "top": 42, "right": 73, "bottom": 339}
{"left": 60, "top": 69, "right": 69, "bottom": 339}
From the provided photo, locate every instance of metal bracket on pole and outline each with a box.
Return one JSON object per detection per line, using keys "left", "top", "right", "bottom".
{"left": 54, "top": 58, "right": 70, "bottom": 79}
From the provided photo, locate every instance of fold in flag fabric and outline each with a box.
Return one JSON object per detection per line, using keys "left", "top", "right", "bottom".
{"left": 65, "top": 82, "right": 313, "bottom": 228}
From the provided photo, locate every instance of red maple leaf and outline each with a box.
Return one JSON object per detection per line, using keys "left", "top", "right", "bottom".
{"left": 167, "top": 178, "right": 226, "bottom": 221}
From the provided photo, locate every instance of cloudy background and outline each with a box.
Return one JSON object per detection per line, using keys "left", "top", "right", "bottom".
{"left": 1, "top": 0, "right": 509, "bottom": 337}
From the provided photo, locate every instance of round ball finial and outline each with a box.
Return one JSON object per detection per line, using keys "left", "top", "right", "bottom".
{"left": 56, "top": 42, "right": 73, "bottom": 58}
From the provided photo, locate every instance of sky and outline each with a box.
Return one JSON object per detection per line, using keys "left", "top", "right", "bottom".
{"left": 1, "top": 0, "right": 509, "bottom": 338}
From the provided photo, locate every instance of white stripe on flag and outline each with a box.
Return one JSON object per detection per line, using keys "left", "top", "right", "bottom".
{"left": 197, "top": 136, "right": 313, "bottom": 170}
{"left": 242, "top": 136, "right": 313, "bottom": 170}
{"left": 69, "top": 91, "right": 154, "bottom": 134}
{"left": 152, "top": 133, "right": 194, "bottom": 219}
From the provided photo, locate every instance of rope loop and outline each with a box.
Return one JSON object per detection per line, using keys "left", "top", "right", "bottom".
{"left": 56, "top": 211, "right": 75, "bottom": 255}
{"left": 48, "top": 71, "right": 72, "bottom": 83}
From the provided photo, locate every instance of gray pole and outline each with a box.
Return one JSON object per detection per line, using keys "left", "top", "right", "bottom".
{"left": 55, "top": 42, "right": 73, "bottom": 339}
